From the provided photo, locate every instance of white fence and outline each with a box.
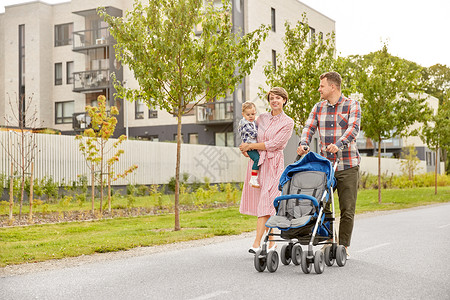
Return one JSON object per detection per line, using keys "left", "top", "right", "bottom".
{"left": 0, "top": 131, "right": 248, "bottom": 185}
{"left": 0, "top": 131, "right": 444, "bottom": 187}
{"left": 359, "top": 155, "right": 445, "bottom": 176}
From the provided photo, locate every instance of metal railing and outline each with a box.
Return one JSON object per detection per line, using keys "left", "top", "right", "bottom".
{"left": 73, "top": 69, "right": 109, "bottom": 91}
{"left": 72, "top": 112, "right": 91, "bottom": 132}
{"left": 72, "top": 27, "right": 110, "bottom": 50}
{"left": 196, "top": 101, "right": 234, "bottom": 123}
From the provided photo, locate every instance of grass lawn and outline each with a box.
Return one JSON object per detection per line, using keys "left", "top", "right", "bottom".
{"left": 1, "top": 186, "right": 449, "bottom": 267}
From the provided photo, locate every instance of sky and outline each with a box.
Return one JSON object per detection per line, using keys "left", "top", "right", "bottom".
{"left": 1, "top": 0, "right": 449, "bottom": 67}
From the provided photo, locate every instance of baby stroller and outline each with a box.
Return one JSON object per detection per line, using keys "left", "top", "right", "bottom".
{"left": 253, "top": 151, "right": 347, "bottom": 274}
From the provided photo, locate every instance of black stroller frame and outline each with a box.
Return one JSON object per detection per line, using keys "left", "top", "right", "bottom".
{"left": 254, "top": 151, "right": 347, "bottom": 274}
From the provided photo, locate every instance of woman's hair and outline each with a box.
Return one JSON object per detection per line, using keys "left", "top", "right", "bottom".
{"left": 267, "top": 87, "right": 288, "bottom": 106}
{"left": 320, "top": 71, "right": 342, "bottom": 90}
{"left": 242, "top": 101, "right": 256, "bottom": 112}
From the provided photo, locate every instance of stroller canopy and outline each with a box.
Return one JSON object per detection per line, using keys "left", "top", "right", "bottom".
{"left": 279, "top": 152, "right": 335, "bottom": 191}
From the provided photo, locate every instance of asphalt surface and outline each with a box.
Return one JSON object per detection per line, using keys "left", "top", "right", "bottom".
{"left": 1, "top": 203, "right": 450, "bottom": 300}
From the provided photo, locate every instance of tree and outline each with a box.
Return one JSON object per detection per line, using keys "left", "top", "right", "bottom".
{"left": 423, "top": 64, "right": 450, "bottom": 104}
{"left": 99, "top": 0, "right": 268, "bottom": 230}
{"left": 422, "top": 64, "right": 450, "bottom": 174}
{"left": 0, "top": 93, "right": 39, "bottom": 222}
{"left": 261, "top": 14, "right": 336, "bottom": 132}
{"left": 420, "top": 98, "right": 450, "bottom": 194}
{"left": 399, "top": 145, "right": 421, "bottom": 181}
{"left": 76, "top": 95, "right": 137, "bottom": 215}
{"left": 336, "top": 44, "right": 431, "bottom": 203}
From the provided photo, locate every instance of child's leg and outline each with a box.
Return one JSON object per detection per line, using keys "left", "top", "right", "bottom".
{"left": 247, "top": 150, "right": 260, "bottom": 174}
{"left": 247, "top": 150, "right": 260, "bottom": 187}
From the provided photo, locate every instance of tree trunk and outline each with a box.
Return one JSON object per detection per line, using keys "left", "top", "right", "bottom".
{"left": 19, "top": 172, "right": 25, "bottom": 220}
{"left": 174, "top": 114, "right": 182, "bottom": 231}
{"left": 435, "top": 148, "right": 438, "bottom": 195}
{"left": 99, "top": 145, "right": 104, "bottom": 215}
{"left": 28, "top": 162, "right": 34, "bottom": 223}
{"left": 91, "top": 162, "right": 95, "bottom": 215}
{"left": 19, "top": 128, "right": 25, "bottom": 219}
{"left": 9, "top": 162, "right": 14, "bottom": 221}
{"left": 378, "top": 138, "right": 382, "bottom": 204}
{"left": 108, "top": 164, "right": 112, "bottom": 214}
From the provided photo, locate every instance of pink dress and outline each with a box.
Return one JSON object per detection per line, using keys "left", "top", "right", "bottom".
{"left": 239, "top": 111, "right": 294, "bottom": 217}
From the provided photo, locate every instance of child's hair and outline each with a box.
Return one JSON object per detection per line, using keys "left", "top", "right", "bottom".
{"left": 242, "top": 101, "right": 256, "bottom": 112}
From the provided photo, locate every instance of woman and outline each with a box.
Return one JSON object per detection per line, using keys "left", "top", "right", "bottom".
{"left": 239, "top": 87, "right": 294, "bottom": 253}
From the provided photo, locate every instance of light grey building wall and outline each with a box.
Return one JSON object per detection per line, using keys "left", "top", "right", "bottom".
{"left": 0, "top": 0, "right": 335, "bottom": 147}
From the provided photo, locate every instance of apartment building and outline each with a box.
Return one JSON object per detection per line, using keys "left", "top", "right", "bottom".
{"left": 0, "top": 0, "right": 335, "bottom": 146}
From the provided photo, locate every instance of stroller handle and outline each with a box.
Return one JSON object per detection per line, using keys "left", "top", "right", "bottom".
{"left": 295, "top": 146, "right": 309, "bottom": 162}
{"left": 295, "top": 145, "right": 344, "bottom": 164}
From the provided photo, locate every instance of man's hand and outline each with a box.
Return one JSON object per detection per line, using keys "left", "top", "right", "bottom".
{"left": 326, "top": 144, "right": 339, "bottom": 153}
{"left": 297, "top": 145, "right": 309, "bottom": 156}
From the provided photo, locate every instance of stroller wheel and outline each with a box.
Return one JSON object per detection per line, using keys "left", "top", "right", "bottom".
{"left": 336, "top": 245, "right": 347, "bottom": 267}
{"left": 280, "top": 244, "right": 291, "bottom": 265}
{"left": 254, "top": 249, "right": 267, "bottom": 272}
{"left": 267, "top": 250, "right": 279, "bottom": 273}
{"left": 300, "top": 251, "right": 312, "bottom": 274}
{"left": 291, "top": 244, "right": 302, "bottom": 266}
{"left": 314, "top": 251, "right": 325, "bottom": 274}
{"left": 324, "top": 246, "right": 335, "bottom": 266}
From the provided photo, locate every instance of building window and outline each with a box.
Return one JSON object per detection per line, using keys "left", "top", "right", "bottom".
{"left": 55, "top": 101, "right": 74, "bottom": 124}
{"left": 149, "top": 109, "right": 158, "bottom": 118}
{"left": 66, "top": 61, "right": 74, "bottom": 84}
{"left": 271, "top": 8, "right": 276, "bottom": 32}
{"left": 215, "top": 132, "right": 234, "bottom": 147}
{"left": 55, "top": 63, "right": 62, "bottom": 85}
{"left": 55, "top": 23, "right": 73, "bottom": 47}
{"left": 135, "top": 100, "right": 146, "bottom": 119}
{"left": 272, "top": 50, "right": 277, "bottom": 70}
{"left": 309, "top": 27, "right": 316, "bottom": 44}
{"left": 189, "top": 133, "right": 199, "bottom": 144}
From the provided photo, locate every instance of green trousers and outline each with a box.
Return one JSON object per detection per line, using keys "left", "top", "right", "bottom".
{"left": 325, "top": 165, "right": 360, "bottom": 247}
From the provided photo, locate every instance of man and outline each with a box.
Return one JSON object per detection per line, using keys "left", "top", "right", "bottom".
{"left": 297, "top": 71, "right": 361, "bottom": 258}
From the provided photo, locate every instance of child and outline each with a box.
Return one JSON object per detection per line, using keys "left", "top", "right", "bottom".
{"left": 238, "top": 101, "right": 260, "bottom": 188}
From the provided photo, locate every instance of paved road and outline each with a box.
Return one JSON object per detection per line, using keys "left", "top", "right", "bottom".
{"left": 2, "top": 203, "right": 450, "bottom": 300}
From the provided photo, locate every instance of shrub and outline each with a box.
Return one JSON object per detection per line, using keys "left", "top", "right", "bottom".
{"left": 136, "top": 184, "right": 148, "bottom": 197}
{"left": 43, "top": 176, "right": 59, "bottom": 202}
{"left": 168, "top": 172, "right": 190, "bottom": 193}
{"left": 126, "top": 184, "right": 137, "bottom": 196}
{"left": 203, "top": 177, "right": 211, "bottom": 190}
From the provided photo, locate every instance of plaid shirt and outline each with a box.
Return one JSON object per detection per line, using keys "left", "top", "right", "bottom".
{"left": 238, "top": 118, "right": 258, "bottom": 143}
{"left": 300, "top": 95, "right": 361, "bottom": 171}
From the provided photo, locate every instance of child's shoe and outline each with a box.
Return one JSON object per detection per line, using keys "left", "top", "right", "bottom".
{"left": 249, "top": 176, "right": 260, "bottom": 188}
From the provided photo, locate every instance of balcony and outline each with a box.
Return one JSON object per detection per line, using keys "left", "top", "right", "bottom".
{"left": 72, "top": 112, "right": 91, "bottom": 133}
{"left": 73, "top": 69, "right": 109, "bottom": 92}
{"left": 197, "top": 101, "right": 234, "bottom": 124}
{"left": 73, "top": 27, "right": 110, "bottom": 51}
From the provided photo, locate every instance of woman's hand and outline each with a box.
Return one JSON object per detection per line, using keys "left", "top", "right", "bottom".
{"left": 239, "top": 143, "right": 251, "bottom": 157}
{"left": 239, "top": 143, "right": 251, "bottom": 152}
